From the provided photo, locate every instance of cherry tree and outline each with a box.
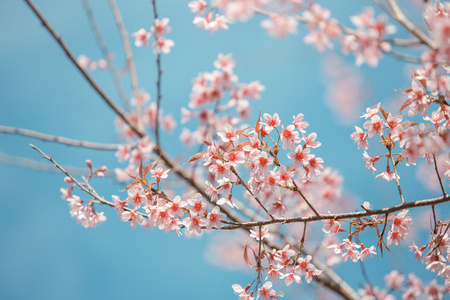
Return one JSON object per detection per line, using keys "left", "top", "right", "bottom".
{"left": 2, "top": 0, "right": 450, "bottom": 299}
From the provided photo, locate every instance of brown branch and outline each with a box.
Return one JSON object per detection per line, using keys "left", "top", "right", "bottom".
{"left": 0, "top": 151, "right": 114, "bottom": 176}
{"left": 433, "top": 154, "right": 448, "bottom": 197}
{"left": 30, "top": 144, "right": 149, "bottom": 217}
{"left": 109, "top": 0, "right": 143, "bottom": 131}
{"left": 292, "top": 179, "right": 321, "bottom": 217}
{"left": 219, "top": 195, "right": 450, "bottom": 230}
{"left": 0, "top": 125, "right": 132, "bottom": 150}
{"left": 387, "top": 0, "right": 437, "bottom": 49}
{"left": 24, "top": 0, "right": 145, "bottom": 138}
{"left": 81, "top": 0, "right": 130, "bottom": 111}
{"left": 389, "top": 147, "right": 405, "bottom": 204}
{"left": 151, "top": 0, "right": 163, "bottom": 148}
{"left": 230, "top": 166, "right": 274, "bottom": 219}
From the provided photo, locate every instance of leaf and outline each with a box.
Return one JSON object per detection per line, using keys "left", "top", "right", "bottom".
{"left": 243, "top": 245, "right": 254, "bottom": 267}
{"left": 203, "top": 140, "right": 211, "bottom": 147}
{"left": 401, "top": 121, "right": 419, "bottom": 127}
{"left": 237, "top": 126, "right": 250, "bottom": 137}
{"left": 379, "top": 107, "right": 389, "bottom": 121}
{"left": 398, "top": 98, "right": 415, "bottom": 113}
{"left": 255, "top": 112, "right": 262, "bottom": 134}
{"left": 125, "top": 171, "right": 139, "bottom": 181}
{"left": 144, "top": 159, "right": 159, "bottom": 176}
{"left": 233, "top": 141, "right": 252, "bottom": 152}
{"left": 181, "top": 151, "right": 207, "bottom": 164}
{"left": 122, "top": 180, "right": 140, "bottom": 192}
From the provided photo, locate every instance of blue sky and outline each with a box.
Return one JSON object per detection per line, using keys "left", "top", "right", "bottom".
{"left": 0, "top": 0, "right": 447, "bottom": 299}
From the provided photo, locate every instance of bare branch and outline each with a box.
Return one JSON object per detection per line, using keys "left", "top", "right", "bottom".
{"left": 220, "top": 195, "right": 450, "bottom": 230}
{"left": 24, "top": 0, "right": 145, "bottom": 137}
{"left": 0, "top": 151, "right": 113, "bottom": 176}
{"left": 292, "top": 179, "right": 321, "bottom": 217}
{"left": 109, "top": 0, "right": 143, "bottom": 131}
{"left": 387, "top": 0, "right": 437, "bottom": 49}
{"left": 81, "top": 0, "right": 130, "bottom": 111}
{"left": 0, "top": 125, "right": 132, "bottom": 150}
{"left": 151, "top": 0, "right": 163, "bottom": 148}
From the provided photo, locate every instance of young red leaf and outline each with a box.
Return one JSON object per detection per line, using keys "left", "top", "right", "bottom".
{"left": 139, "top": 160, "right": 143, "bottom": 179}
{"left": 398, "top": 98, "right": 415, "bottom": 113}
{"left": 121, "top": 180, "right": 140, "bottom": 192}
{"left": 181, "top": 151, "right": 207, "bottom": 164}
{"left": 243, "top": 245, "right": 254, "bottom": 267}
{"left": 379, "top": 107, "right": 389, "bottom": 121}
{"left": 144, "top": 159, "right": 159, "bottom": 177}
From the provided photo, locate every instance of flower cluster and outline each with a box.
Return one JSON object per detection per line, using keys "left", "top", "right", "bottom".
{"left": 342, "top": 7, "right": 396, "bottom": 67}
{"left": 132, "top": 18, "right": 174, "bottom": 55}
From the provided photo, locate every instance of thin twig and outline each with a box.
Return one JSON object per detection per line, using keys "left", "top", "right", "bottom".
{"left": 24, "top": 0, "right": 144, "bottom": 137}
{"left": 433, "top": 154, "right": 448, "bottom": 197}
{"left": 220, "top": 196, "right": 450, "bottom": 230}
{"left": 230, "top": 166, "right": 274, "bottom": 219}
{"left": 109, "top": 0, "right": 143, "bottom": 130}
{"left": 81, "top": 0, "right": 130, "bottom": 111}
{"left": 389, "top": 147, "right": 405, "bottom": 204}
{"left": 0, "top": 125, "right": 133, "bottom": 150}
{"left": 0, "top": 151, "right": 114, "bottom": 176}
{"left": 292, "top": 179, "right": 321, "bottom": 217}
{"left": 151, "top": 0, "right": 163, "bottom": 148}
{"left": 387, "top": 0, "right": 437, "bottom": 49}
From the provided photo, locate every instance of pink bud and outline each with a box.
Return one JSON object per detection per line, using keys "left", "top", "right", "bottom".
{"left": 64, "top": 176, "right": 73, "bottom": 183}
{"left": 96, "top": 171, "right": 105, "bottom": 178}
{"left": 86, "top": 159, "right": 92, "bottom": 169}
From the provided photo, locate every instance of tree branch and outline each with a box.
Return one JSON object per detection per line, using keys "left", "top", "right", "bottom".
{"left": 109, "top": 0, "right": 143, "bottom": 131}
{"left": 0, "top": 125, "right": 132, "bottom": 150}
{"left": 81, "top": 0, "right": 130, "bottom": 111}
{"left": 24, "top": 0, "right": 145, "bottom": 137}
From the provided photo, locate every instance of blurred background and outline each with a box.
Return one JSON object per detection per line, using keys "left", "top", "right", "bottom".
{"left": 0, "top": 0, "right": 447, "bottom": 299}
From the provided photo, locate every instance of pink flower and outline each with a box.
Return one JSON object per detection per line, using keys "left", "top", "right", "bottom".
{"left": 120, "top": 209, "right": 144, "bottom": 229}
{"left": 322, "top": 219, "right": 341, "bottom": 235}
{"left": 375, "top": 169, "right": 399, "bottom": 181}
{"left": 287, "top": 146, "right": 310, "bottom": 168}
{"left": 150, "top": 165, "right": 170, "bottom": 182}
{"left": 249, "top": 226, "right": 270, "bottom": 241}
{"left": 303, "top": 132, "right": 321, "bottom": 148}
{"left": 297, "top": 255, "right": 313, "bottom": 274}
{"left": 182, "top": 215, "right": 203, "bottom": 235}
{"left": 261, "top": 14, "right": 298, "bottom": 39}
{"left": 205, "top": 206, "right": 226, "bottom": 229}
{"left": 360, "top": 244, "right": 376, "bottom": 261}
{"left": 280, "top": 269, "right": 301, "bottom": 286}
{"left": 362, "top": 151, "right": 377, "bottom": 172}
{"left": 257, "top": 281, "right": 283, "bottom": 300}
{"left": 166, "top": 195, "right": 187, "bottom": 218}
{"left": 263, "top": 113, "right": 281, "bottom": 133}
{"left": 132, "top": 28, "right": 151, "bottom": 47}
{"left": 409, "top": 242, "right": 424, "bottom": 262}
{"left": 217, "top": 125, "right": 239, "bottom": 143}
{"left": 307, "top": 154, "right": 325, "bottom": 176}
{"left": 361, "top": 103, "right": 381, "bottom": 119}
{"left": 112, "top": 195, "right": 128, "bottom": 215}
{"left": 214, "top": 53, "right": 235, "bottom": 73}
{"left": 188, "top": 0, "right": 207, "bottom": 15}
{"left": 280, "top": 125, "right": 301, "bottom": 150}
{"left": 350, "top": 126, "right": 369, "bottom": 150}
{"left": 384, "top": 270, "right": 404, "bottom": 290}
{"left": 151, "top": 18, "right": 171, "bottom": 38}
{"left": 363, "top": 115, "right": 385, "bottom": 137}
{"left": 293, "top": 113, "right": 309, "bottom": 133}
{"left": 304, "top": 265, "right": 322, "bottom": 283}
{"left": 187, "top": 193, "right": 207, "bottom": 214}
{"left": 152, "top": 37, "right": 175, "bottom": 55}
